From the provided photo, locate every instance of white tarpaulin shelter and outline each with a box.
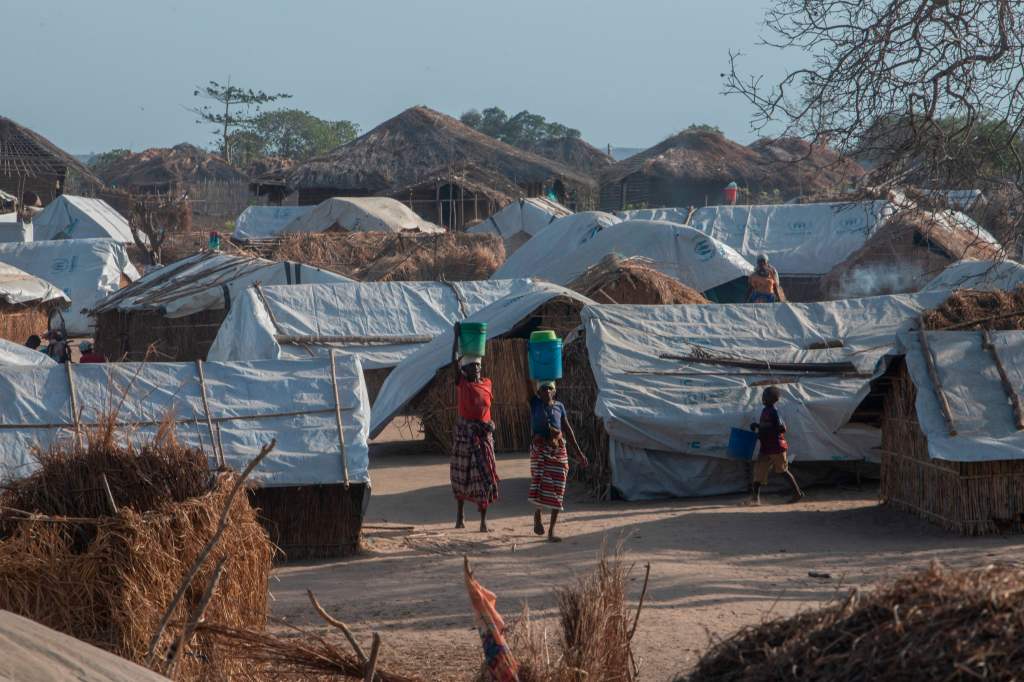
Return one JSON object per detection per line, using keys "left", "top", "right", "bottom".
{"left": 0, "top": 355, "right": 370, "bottom": 488}
{"left": 32, "top": 195, "right": 136, "bottom": 243}
{"left": 208, "top": 279, "right": 541, "bottom": 368}
{"left": 900, "top": 330, "right": 1024, "bottom": 462}
{"left": 0, "top": 239, "right": 138, "bottom": 335}
{"left": 232, "top": 204, "right": 315, "bottom": 241}
{"left": 581, "top": 292, "right": 950, "bottom": 500}
{"left": 491, "top": 211, "right": 622, "bottom": 280}
{"left": 468, "top": 197, "right": 573, "bottom": 252}
{"left": 90, "top": 251, "right": 351, "bottom": 318}
{"left": 0, "top": 212, "right": 31, "bottom": 243}
{"left": 279, "top": 197, "right": 443, "bottom": 235}
{"left": 0, "top": 261, "right": 68, "bottom": 306}
{"left": 513, "top": 219, "right": 752, "bottom": 294}
{"left": 922, "top": 189, "right": 985, "bottom": 211}
{"left": 923, "top": 260, "right": 1024, "bottom": 292}
{"left": 686, "top": 201, "right": 897, "bottom": 275}
{"left": 370, "top": 283, "right": 596, "bottom": 436}
{"left": 0, "top": 339, "right": 55, "bottom": 366}
{"left": 616, "top": 207, "right": 690, "bottom": 225}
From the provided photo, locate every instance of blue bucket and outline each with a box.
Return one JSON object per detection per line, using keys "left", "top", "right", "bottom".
{"left": 727, "top": 427, "right": 758, "bottom": 460}
{"left": 528, "top": 338, "right": 563, "bottom": 381}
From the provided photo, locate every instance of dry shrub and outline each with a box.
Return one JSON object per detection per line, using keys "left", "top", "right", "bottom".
{"left": 268, "top": 230, "right": 505, "bottom": 281}
{"left": 0, "top": 416, "right": 274, "bottom": 681}
{"left": 683, "top": 562, "right": 1024, "bottom": 681}
{"left": 921, "top": 285, "right": 1024, "bottom": 330}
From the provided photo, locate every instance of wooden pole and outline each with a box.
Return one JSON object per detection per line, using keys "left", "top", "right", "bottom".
{"left": 164, "top": 557, "right": 227, "bottom": 678}
{"left": 274, "top": 333, "right": 433, "bottom": 345}
{"left": 982, "top": 330, "right": 1024, "bottom": 430}
{"left": 918, "top": 320, "right": 957, "bottom": 436}
{"left": 329, "top": 350, "right": 350, "bottom": 488}
{"left": 364, "top": 633, "right": 382, "bottom": 682}
{"left": 64, "top": 362, "right": 83, "bottom": 448}
{"left": 101, "top": 474, "right": 118, "bottom": 515}
{"left": 195, "top": 359, "right": 225, "bottom": 467}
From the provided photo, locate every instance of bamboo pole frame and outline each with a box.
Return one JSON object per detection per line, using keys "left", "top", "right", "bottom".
{"left": 64, "top": 362, "right": 83, "bottom": 448}
{"left": 195, "top": 359, "right": 225, "bottom": 467}
{"left": 981, "top": 330, "right": 1024, "bottom": 431}
{"left": 917, "top": 321, "right": 957, "bottom": 436}
{"left": 329, "top": 349, "right": 350, "bottom": 488}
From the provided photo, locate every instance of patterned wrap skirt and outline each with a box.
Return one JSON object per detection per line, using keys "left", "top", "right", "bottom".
{"left": 528, "top": 436, "right": 569, "bottom": 511}
{"left": 451, "top": 417, "right": 499, "bottom": 510}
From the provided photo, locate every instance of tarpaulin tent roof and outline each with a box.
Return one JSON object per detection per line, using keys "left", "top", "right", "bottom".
{"left": 467, "top": 197, "right": 573, "bottom": 252}
{"left": 0, "top": 261, "right": 68, "bottom": 306}
{"left": 508, "top": 219, "right": 752, "bottom": 294}
{"left": 0, "top": 239, "right": 138, "bottom": 335}
{"left": 370, "top": 282, "right": 596, "bottom": 436}
{"left": 0, "top": 355, "right": 369, "bottom": 488}
{"left": 581, "top": 292, "right": 950, "bottom": 500}
{"left": 279, "top": 196, "right": 443, "bottom": 235}
{"left": 0, "top": 211, "right": 31, "bottom": 243}
{"left": 231, "top": 204, "right": 314, "bottom": 241}
{"left": 207, "top": 278, "right": 541, "bottom": 368}
{"left": 899, "top": 330, "right": 1024, "bottom": 462}
{"left": 32, "top": 195, "right": 135, "bottom": 243}
{"left": 0, "top": 338, "right": 55, "bottom": 366}
{"left": 922, "top": 260, "right": 1024, "bottom": 292}
{"left": 89, "top": 251, "right": 351, "bottom": 318}
{"left": 490, "top": 211, "right": 621, "bottom": 280}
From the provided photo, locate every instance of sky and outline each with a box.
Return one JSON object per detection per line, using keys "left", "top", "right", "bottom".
{"left": 2, "top": 0, "right": 791, "bottom": 155}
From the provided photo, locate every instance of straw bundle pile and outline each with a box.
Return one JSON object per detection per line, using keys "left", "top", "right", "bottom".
{"left": 683, "top": 562, "right": 1024, "bottom": 681}
{"left": 0, "top": 303, "right": 50, "bottom": 344}
{"left": 93, "top": 308, "right": 228, "bottom": 361}
{"left": 567, "top": 255, "right": 709, "bottom": 305}
{"left": 267, "top": 230, "right": 505, "bottom": 281}
{"left": 921, "top": 285, "right": 1024, "bottom": 330}
{"left": 0, "top": 417, "right": 274, "bottom": 680}
{"left": 880, "top": 364, "right": 1024, "bottom": 534}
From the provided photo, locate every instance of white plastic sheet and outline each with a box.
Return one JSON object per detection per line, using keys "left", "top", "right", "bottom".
{"left": 0, "top": 212, "right": 32, "bottom": 243}
{"left": 280, "top": 197, "right": 443, "bottom": 235}
{"left": 900, "top": 330, "right": 1024, "bottom": 462}
{"left": 207, "top": 279, "right": 541, "bottom": 368}
{"left": 0, "top": 355, "right": 370, "bottom": 487}
{"left": 0, "top": 261, "right": 68, "bottom": 306}
{"left": 468, "top": 198, "right": 572, "bottom": 251}
{"left": 581, "top": 292, "right": 950, "bottom": 499}
{"left": 0, "top": 239, "right": 138, "bottom": 335}
{"left": 232, "top": 205, "right": 315, "bottom": 241}
{"left": 0, "top": 339, "right": 55, "bottom": 366}
{"left": 32, "top": 195, "right": 136, "bottom": 243}
{"left": 491, "top": 211, "right": 622, "bottom": 280}
{"left": 923, "top": 260, "right": 1024, "bottom": 292}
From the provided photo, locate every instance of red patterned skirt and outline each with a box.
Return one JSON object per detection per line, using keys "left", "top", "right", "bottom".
{"left": 528, "top": 436, "right": 569, "bottom": 511}
{"left": 451, "top": 418, "right": 499, "bottom": 510}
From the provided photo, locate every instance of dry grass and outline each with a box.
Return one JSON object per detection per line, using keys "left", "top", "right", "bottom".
{"left": 0, "top": 303, "right": 51, "bottom": 344}
{"left": 267, "top": 230, "right": 505, "bottom": 281}
{"left": 921, "top": 285, "right": 1024, "bottom": 330}
{"left": 0, "top": 416, "right": 274, "bottom": 680}
{"left": 567, "top": 255, "right": 710, "bottom": 305}
{"left": 683, "top": 562, "right": 1024, "bottom": 681}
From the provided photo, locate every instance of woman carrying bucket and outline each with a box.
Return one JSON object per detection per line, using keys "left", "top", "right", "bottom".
{"left": 450, "top": 321, "right": 499, "bottom": 532}
{"left": 527, "top": 331, "right": 588, "bottom": 542}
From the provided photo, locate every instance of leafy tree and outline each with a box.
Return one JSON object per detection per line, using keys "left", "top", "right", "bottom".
{"left": 460, "top": 106, "right": 581, "bottom": 148}
{"left": 248, "top": 109, "right": 359, "bottom": 160}
{"left": 189, "top": 80, "right": 291, "bottom": 164}
{"left": 684, "top": 123, "right": 723, "bottom": 135}
{"left": 88, "top": 148, "right": 132, "bottom": 175}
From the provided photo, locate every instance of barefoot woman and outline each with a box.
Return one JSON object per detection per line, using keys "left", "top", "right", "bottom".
{"left": 450, "top": 323, "right": 500, "bottom": 531}
{"left": 529, "top": 380, "right": 588, "bottom": 542}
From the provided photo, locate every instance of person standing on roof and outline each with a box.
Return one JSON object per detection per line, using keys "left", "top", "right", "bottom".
{"left": 78, "top": 341, "right": 106, "bottom": 364}
{"left": 450, "top": 322, "right": 500, "bottom": 532}
{"left": 528, "top": 380, "right": 588, "bottom": 542}
{"left": 747, "top": 254, "right": 785, "bottom": 303}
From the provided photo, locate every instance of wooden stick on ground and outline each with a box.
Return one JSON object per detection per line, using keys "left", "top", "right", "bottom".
{"left": 628, "top": 562, "right": 651, "bottom": 642}
{"left": 307, "top": 589, "right": 367, "bottom": 664}
{"left": 982, "top": 330, "right": 1024, "bottom": 430}
{"left": 918, "top": 320, "right": 957, "bottom": 436}
{"left": 364, "top": 633, "right": 382, "bottom": 682}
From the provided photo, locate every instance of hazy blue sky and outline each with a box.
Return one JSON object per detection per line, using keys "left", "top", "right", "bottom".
{"left": 3, "top": 1, "right": 790, "bottom": 154}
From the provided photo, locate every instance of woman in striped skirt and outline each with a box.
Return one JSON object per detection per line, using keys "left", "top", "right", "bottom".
{"left": 528, "top": 380, "right": 587, "bottom": 542}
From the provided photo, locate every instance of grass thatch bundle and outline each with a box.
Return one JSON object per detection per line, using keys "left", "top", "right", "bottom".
{"left": 567, "top": 255, "right": 710, "bottom": 305}
{"left": 0, "top": 302, "right": 51, "bottom": 344}
{"left": 267, "top": 230, "right": 505, "bottom": 281}
{"left": 921, "top": 285, "right": 1024, "bottom": 330}
{"left": 880, "top": 363, "right": 1024, "bottom": 534}
{"left": 0, "top": 417, "right": 274, "bottom": 680}
{"left": 683, "top": 562, "right": 1024, "bottom": 681}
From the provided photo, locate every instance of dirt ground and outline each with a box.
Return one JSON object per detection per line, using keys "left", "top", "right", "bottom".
{"left": 270, "top": 431, "right": 1024, "bottom": 681}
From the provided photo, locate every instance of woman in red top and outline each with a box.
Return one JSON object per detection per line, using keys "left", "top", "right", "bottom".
{"left": 450, "top": 322, "right": 499, "bottom": 531}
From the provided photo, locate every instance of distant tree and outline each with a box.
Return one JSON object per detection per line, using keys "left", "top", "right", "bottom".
{"left": 189, "top": 80, "right": 291, "bottom": 164}
{"left": 88, "top": 148, "right": 132, "bottom": 176}
{"left": 249, "top": 109, "right": 359, "bottom": 160}
{"left": 684, "top": 123, "right": 723, "bottom": 135}
{"left": 460, "top": 106, "right": 581, "bottom": 148}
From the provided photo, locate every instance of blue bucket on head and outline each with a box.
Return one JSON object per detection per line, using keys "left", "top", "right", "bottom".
{"left": 528, "top": 337, "right": 563, "bottom": 381}
{"left": 727, "top": 427, "right": 758, "bottom": 460}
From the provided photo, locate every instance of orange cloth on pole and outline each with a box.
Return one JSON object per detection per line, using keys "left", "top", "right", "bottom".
{"left": 464, "top": 558, "right": 519, "bottom": 682}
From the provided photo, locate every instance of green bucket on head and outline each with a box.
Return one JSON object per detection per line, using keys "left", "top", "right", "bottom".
{"left": 529, "top": 330, "right": 558, "bottom": 343}
{"left": 459, "top": 322, "right": 488, "bottom": 357}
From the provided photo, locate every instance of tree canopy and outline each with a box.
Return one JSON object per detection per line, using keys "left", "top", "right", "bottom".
{"left": 226, "top": 109, "right": 359, "bottom": 168}
{"left": 460, "top": 107, "right": 581, "bottom": 148}
{"left": 189, "top": 80, "right": 291, "bottom": 164}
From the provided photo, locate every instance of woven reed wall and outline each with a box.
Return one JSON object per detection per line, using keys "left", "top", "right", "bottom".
{"left": 93, "top": 309, "right": 228, "bottom": 362}
{"left": 0, "top": 304, "right": 50, "bottom": 344}
{"left": 248, "top": 483, "right": 366, "bottom": 561}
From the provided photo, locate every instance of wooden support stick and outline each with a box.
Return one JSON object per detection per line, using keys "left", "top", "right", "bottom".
{"left": 364, "top": 632, "right": 382, "bottom": 682}
{"left": 628, "top": 562, "right": 651, "bottom": 642}
{"left": 101, "top": 474, "right": 118, "bottom": 514}
{"left": 660, "top": 353, "right": 859, "bottom": 374}
{"left": 329, "top": 350, "right": 350, "bottom": 488}
{"left": 195, "top": 359, "right": 225, "bottom": 467}
{"left": 164, "top": 556, "right": 227, "bottom": 678}
{"left": 275, "top": 333, "right": 433, "bottom": 345}
{"left": 982, "top": 330, "right": 1024, "bottom": 430}
{"left": 64, "top": 362, "right": 83, "bottom": 449}
{"left": 307, "top": 589, "right": 367, "bottom": 663}
{"left": 918, "top": 321, "right": 957, "bottom": 436}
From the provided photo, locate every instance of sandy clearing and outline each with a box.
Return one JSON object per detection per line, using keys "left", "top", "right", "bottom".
{"left": 269, "top": 439, "right": 1023, "bottom": 681}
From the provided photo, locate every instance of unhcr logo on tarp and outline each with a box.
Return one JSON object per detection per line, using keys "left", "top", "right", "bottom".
{"left": 693, "top": 237, "right": 717, "bottom": 262}
{"left": 51, "top": 256, "right": 77, "bottom": 273}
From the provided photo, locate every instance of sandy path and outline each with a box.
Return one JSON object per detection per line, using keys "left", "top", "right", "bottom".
{"left": 270, "top": 440, "right": 1024, "bottom": 680}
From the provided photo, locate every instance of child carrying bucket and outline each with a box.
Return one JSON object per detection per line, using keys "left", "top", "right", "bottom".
{"left": 748, "top": 386, "right": 804, "bottom": 505}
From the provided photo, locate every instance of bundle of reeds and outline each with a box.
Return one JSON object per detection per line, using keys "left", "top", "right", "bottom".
{"left": 249, "top": 482, "right": 367, "bottom": 561}
{"left": 880, "top": 364, "right": 1024, "bottom": 534}
{"left": 922, "top": 285, "right": 1024, "bottom": 330}
{"left": 0, "top": 302, "right": 51, "bottom": 344}
{"left": 267, "top": 230, "right": 506, "bottom": 281}
{"left": 567, "top": 255, "right": 710, "bottom": 305}
{"left": 683, "top": 562, "right": 1024, "bottom": 681}
{"left": 0, "top": 416, "right": 274, "bottom": 680}
{"left": 92, "top": 308, "right": 229, "bottom": 361}
{"left": 559, "top": 335, "right": 612, "bottom": 499}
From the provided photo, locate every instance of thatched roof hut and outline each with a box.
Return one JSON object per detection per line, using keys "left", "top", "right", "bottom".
{"left": 98, "top": 143, "right": 247, "bottom": 194}
{"left": 599, "top": 129, "right": 863, "bottom": 211}
{"left": 288, "top": 106, "right": 598, "bottom": 208}
{"left": 526, "top": 137, "right": 614, "bottom": 177}
{"left": 566, "top": 255, "right": 710, "bottom": 305}
{"left": 0, "top": 262, "right": 68, "bottom": 343}
{"left": 245, "top": 156, "right": 296, "bottom": 204}
{"left": 387, "top": 163, "right": 519, "bottom": 231}
{"left": 0, "top": 117, "right": 104, "bottom": 204}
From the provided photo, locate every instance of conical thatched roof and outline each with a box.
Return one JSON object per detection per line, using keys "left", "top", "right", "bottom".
{"left": 0, "top": 116, "right": 103, "bottom": 185}
{"left": 526, "top": 137, "right": 614, "bottom": 176}
{"left": 288, "top": 106, "right": 598, "bottom": 195}
{"left": 600, "top": 129, "right": 863, "bottom": 199}
{"left": 98, "top": 143, "right": 247, "bottom": 192}
{"left": 567, "top": 254, "right": 709, "bottom": 305}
